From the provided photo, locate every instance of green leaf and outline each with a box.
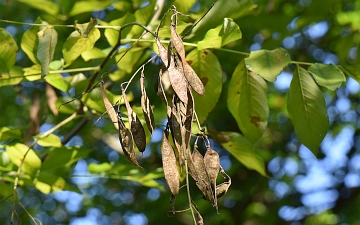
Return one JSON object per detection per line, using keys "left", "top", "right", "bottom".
{"left": 21, "top": 17, "right": 42, "bottom": 64}
{"left": 68, "top": 0, "right": 112, "bottom": 17}
{"left": 23, "top": 64, "right": 42, "bottom": 81}
{"left": 287, "top": 66, "right": 329, "bottom": 154}
{"left": 228, "top": 60, "right": 269, "bottom": 144}
{"left": 74, "top": 17, "right": 98, "bottom": 38}
{"left": 0, "top": 28, "right": 18, "bottom": 73}
{"left": 104, "top": 13, "right": 135, "bottom": 47}
{"left": 216, "top": 132, "right": 266, "bottom": 176}
{"left": 45, "top": 73, "right": 70, "bottom": 92}
{"left": 245, "top": 48, "right": 291, "bottom": 82}
{"left": 173, "top": 0, "right": 196, "bottom": 13}
{"left": 35, "top": 171, "right": 78, "bottom": 194}
{"left": 6, "top": 143, "right": 41, "bottom": 176}
{"left": 18, "top": 0, "right": 59, "bottom": 15}
{"left": 0, "top": 66, "right": 24, "bottom": 87}
{"left": 129, "top": 0, "right": 156, "bottom": 37}
{"left": 37, "top": 25, "right": 58, "bottom": 78}
{"left": 56, "top": 97, "right": 80, "bottom": 114}
{"left": 308, "top": 63, "right": 346, "bottom": 90}
{"left": 41, "top": 146, "right": 90, "bottom": 173}
{"left": 88, "top": 162, "right": 113, "bottom": 173}
{"left": 157, "top": 21, "right": 192, "bottom": 38}
{"left": 62, "top": 27, "right": 100, "bottom": 67}
{"left": 56, "top": 0, "right": 76, "bottom": 14}
{"left": 115, "top": 47, "right": 144, "bottom": 74}
{"left": 339, "top": 65, "right": 360, "bottom": 84}
{"left": 81, "top": 47, "right": 111, "bottom": 61}
{"left": 0, "top": 127, "right": 22, "bottom": 142}
{"left": 197, "top": 18, "right": 242, "bottom": 50}
{"left": 186, "top": 49, "right": 222, "bottom": 124}
{"left": 35, "top": 133, "right": 62, "bottom": 147}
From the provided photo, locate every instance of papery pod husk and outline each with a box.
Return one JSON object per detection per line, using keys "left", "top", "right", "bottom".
{"left": 161, "top": 130, "right": 180, "bottom": 197}
{"left": 140, "top": 73, "right": 155, "bottom": 134}
{"left": 169, "top": 102, "right": 184, "bottom": 166}
{"left": 170, "top": 25, "right": 205, "bottom": 95}
{"left": 204, "top": 146, "right": 220, "bottom": 210}
{"left": 100, "top": 80, "right": 119, "bottom": 130}
{"left": 191, "top": 144, "right": 216, "bottom": 209}
{"left": 155, "top": 37, "right": 188, "bottom": 103}
{"left": 182, "top": 89, "right": 194, "bottom": 148}
{"left": 122, "top": 87, "right": 146, "bottom": 152}
{"left": 117, "top": 114, "right": 142, "bottom": 169}
{"left": 156, "top": 68, "right": 168, "bottom": 106}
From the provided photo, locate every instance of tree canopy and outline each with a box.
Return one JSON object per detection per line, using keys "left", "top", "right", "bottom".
{"left": 0, "top": 0, "right": 360, "bottom": 224}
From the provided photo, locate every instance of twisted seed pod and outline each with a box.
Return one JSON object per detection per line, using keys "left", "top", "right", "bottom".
{"left": 204, "top": 146, "right": 220, "bottom": 211}
{"left": 161, "top": 130, "right": 180, "bottom": 197}
{"left": 140, "top": 73, "right": 155, "bottom": 134}
{"left": 100, "top": 80, "right": 119, "bottom": 130}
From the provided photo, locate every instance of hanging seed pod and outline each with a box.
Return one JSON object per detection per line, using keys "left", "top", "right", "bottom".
{"left": 140, "top": 72, "right": 155, "bottom": 134}
{"left": 122, "top": 87, "right": 146, "bottom": 152}
{"left": 170, "top": 24, "right": 205, "bottom": 95}
{"left": 155, "top": 37, "right": 188, "bottom": 103}
{"left": 157, "top": 68, "right": 168, "bottom": 106}
{"left": 161, "top": 130, "right": 180, "bottom": 198}
{"left": 169, "top": 101, "right": 184, "bottom": 166}
{"left": 192, "top": 145, "right": 216, "bottom": 209}
{"left": 117, "top": 114, "right": 142, "bottom": 169}
{"left": 100, "top": 80, "right": 119, "bottom": 130}
{"left": 182, "top": 89, "right": 194, "bottom": 148}
{"left": 204, "top": 145, "right": 220, "bottom": 211}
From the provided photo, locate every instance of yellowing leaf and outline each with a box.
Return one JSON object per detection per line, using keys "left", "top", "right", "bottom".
{"left": 69, "top": 0, "right": 112, "bottom": 17}
{"left": 62, "top": 28, "right": 100, "bottom": 67}
{"left": 6, "top": 143, "right": 41, "bottom": 176}
{"left": 18, "top": 0, "right": 59, "bottom": 16}
{"left": 0, "top": 66, "right": 24, "bottom": 87}
{"left": 35, "top": 133, "right": 62, "bottom": 147}
{"left": 37, "top": 25, "right": 58, "bottom": 78}
{"left": 228, "top": 60, "right": 269, "bottom": 143}
{"left": 245, "top": 48, "right": 291, "bottom": 82}
{"left": 21, "top": 17, "right": 42, "bottom": 64}
{"left": 0, "top": 28, "right": 18, "bottom": 73}
{"left": 287, "top": 66, "right": 329, "bottom": 154}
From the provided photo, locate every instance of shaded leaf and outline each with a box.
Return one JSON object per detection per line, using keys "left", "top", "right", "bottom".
{"left": 21, "top": 17, "right": 42, "bottom": 64}
{"left": 81, "top": 87, "right": 125, "bottom": 114}
{"left": 217, "top": 132, "right": 266, "bottom": 176}
{"left": 308, "top": 63, "right": 346, "bottom": 90}
{"left": 37, "top": 25, "right": 58, "bottom": 77}
{"left": 339, "top": 65, "right": 360, "bottom": 84}
{"left": 115, "top": 47, "right": 145, "bottom": 74}
{"left": 45, "top": 73, "right": 70, "bottom": 92}
{"left": 128, "top": 0, "right": 156, "bottom": 37}
{"left": 245, "top": 47, "right": 291, "bottom": 82}
{"left": 100, "top": 81, "right": 119, "bottom": 130}
{"left": 18, "top": 0, "right": 59, "bottom": 15}
{"left": 6, "top": 143, "right": 41, "bottom": 176}
{"left": 287, "top": 66, "right": 329, "bottom": 154}
{"left": 198, "top": 18, "right": 242, "bottom": 50}
{"left": 140, "top": 73, "right": 155, "bottom": 133}
{"left": 104, "top": 13, "right": 135, "bottom": 47}
{"left": 0, "top": 127, "right": 22, "bottom": 142}
{"left": 228, "top": 60, "right": 269, "bottom": 143}
{"left": 161, "top": 130, "right": 180, "bottom": 197}
{"left": 0, "top": 28, "right": 18, "bottom": 73}
{"left": 62, "top": 27, "right": 100, "bottom": 67}
{"left": 69, "top": 0, "right": 112, "bottom": 16}
{"left": 186, "top": 49, "right": 222, "bottom": 124}
{"left": 35, "top": 171, "right": 77, "bottom": 194}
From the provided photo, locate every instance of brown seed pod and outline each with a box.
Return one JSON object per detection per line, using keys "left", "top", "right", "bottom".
{"left": 155, "top": 37, "right": 188, "bottom": 103}
{"left": 161, "top": 130, "right": 180, "bottom": 197}
{"left": 169, "top": 101, "right": 184, "bottom": 166}
{"left": 192, "top": 145, "right": 216, "bottom": 209}
{"left": 170, "top": 24, "right": 205, "bottom": 95}
{"left": 122, "top": 87, "right": 146, "bottom": 152}
{"left": 183, "top": 89, "right": 194, "bottom": 149}
{"left": 156, "top": 68, "right": 168, "bottom": 106}
{"left": 117, "top": 114, "right": 142, "bottom": 169}
{"left": 204, "top": 146, "right": 220, "bottom": 210}
{"left": 140, "top": 72, "right": 155, "bottom": 134}
{"left": 100, "top": 80, "right": 119, "bottom": 130}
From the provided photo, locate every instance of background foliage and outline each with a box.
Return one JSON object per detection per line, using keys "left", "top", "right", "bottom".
{"left": 1, "top": 0, "right": 360, "bottom": 224}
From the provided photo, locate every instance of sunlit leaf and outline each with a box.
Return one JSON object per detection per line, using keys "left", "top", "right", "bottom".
{"left": 186, "top": 49, "right": 222, "bottom": 124}
{"left": 197, "top": 18, "right": 242, "bottom": 50}
{"left": 104, "top": 13, "right": 135, "bottom": 47}
{"left": 0, "top": 28, "right": 18, "bottom": 73}
{"left": 88, "top": 162, "right": 113, "bottom": 173}
{"left": 115, "top": 47, "right": 144, "bottom": 74}
{"left": 0, "top": 66, "right": 24, "bottom": 87}
{"left": 81, "top": 47, "right": 111, "bottom": 61}
{"left": 339, "top": 65, "right": 360, "bottom": 84}
{"left": 56, "top": 97, "right": 80, "bottom": 114}
{"left": 287, "top": 66, "right": 329, "bottom": 154}
{"left": 18, "top": 0, "right": 59, "bottom": 15}
{"left": 308, "top": 63, "right": 346, "bottom": 90}
{"left": 37, "top": 25, "right": 58, "bottom": 77}
{"left": 35, "top": 133, "right": 62, "bottom": 147}
{"left": 129, "top": 0, "right": 156, "bottom": 37}
{"left": 216, "top": 131, "right": 266, "bottom": 176}
{"left": 62, "top": 27, "right": 100, "bottom": 67}
{"left": 245, "top": 48, "right": 291, "bottom": 82}
{"left": 228, "top": 60, "right": 269, "bottom": 143}
{"left": 6, "top": 143, "right": 41, "bottom": 176}
{"left": 173, "top": 0, "right": 196, "bottom": 13}
{"left": 45, "top": 73, "right": 70, "bottom": 92}
{"left": 0, "top": 127, "right": 22, "bottom": 142}
{"left": 68, "top": 0, "right": 112, "bottom": 17}
{"left": 35, "top": 171, "right": 79, "bottom": 194}
{"left": 21, "top": 17, "right": 42, "bottom": 64}
{"left": 74, "top": 17, "right": 98, "bottom": 38}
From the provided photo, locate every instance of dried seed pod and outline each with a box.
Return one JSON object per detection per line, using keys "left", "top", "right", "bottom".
{"left": 122, "top": 87, "right": 146, "bottom": 152}
{"left": 140, "top": 72, "right": 155, "bottom": 133}
{"left": 156, "top": 68, "right": 168, "bottom": 106}
{"left": 169, "top": 102, "right": 184, "bottom": 166}
{"left": 156, "top": 37, "right": 188, "bottom": 103}
{"left": 170, "top": 24, "right": 205, "bottom": 95}
{"left": 216, "top": 166, "right": 231, "bottom": 199}
{"left": 192, "top": 145, "right": 216, "bottom": 209}
{"left": 204, "top": 146, "right": 220, "bottom": 210}
{"left": 161, "top": 130, "right": 180, "bottom": 197}
{"left": 117, "top": 114, "right": 142, "bottom": 169}
{"left": 100, "top": 80, "right": 119, "bottom": 130}
{"left": 182, "top": 89, "right": 194, "bottom": 148}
